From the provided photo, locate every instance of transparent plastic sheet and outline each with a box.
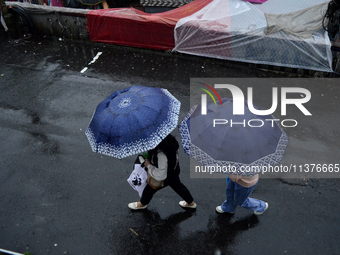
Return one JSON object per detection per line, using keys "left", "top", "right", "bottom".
{"left": 5, "top": 2, "right": 89, "bottom": 14}
{"left": 264, "top": 2, "right": 330, "bottom": 38}
{"left": 173, "top": 0, "right": 333, "bottom": 72}
{"left": 253, "top": 0, "right": 329, "bottom": 15}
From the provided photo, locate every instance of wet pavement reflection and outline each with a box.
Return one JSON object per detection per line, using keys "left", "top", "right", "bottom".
{"left": 108, "top": 209, "right": 259, "bottom": 255}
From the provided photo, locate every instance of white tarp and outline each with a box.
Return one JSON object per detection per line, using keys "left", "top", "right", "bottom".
{"left": 264, "top": 2, "right": 329, "bottom": 38}
{"left": 173, "top": 0, "right": 333, "bottom": 72}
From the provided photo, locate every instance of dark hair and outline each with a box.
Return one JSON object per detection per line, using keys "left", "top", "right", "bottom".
{"left": 155, "top": 134, "right": 179, "bottom": 155}
{"left": 148, "top": 134, "right": 179, "bottom": 167}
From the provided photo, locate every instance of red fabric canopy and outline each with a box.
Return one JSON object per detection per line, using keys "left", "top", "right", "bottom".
{"left": 87, "top": 0, "right": 213, "bottom": 50}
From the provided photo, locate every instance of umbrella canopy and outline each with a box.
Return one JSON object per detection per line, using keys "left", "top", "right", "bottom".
{"left": 179, "top": 98, "right": 289, "bottom": 176}
{"left": 86, "top": 85, "right": 180, "bottom": 159}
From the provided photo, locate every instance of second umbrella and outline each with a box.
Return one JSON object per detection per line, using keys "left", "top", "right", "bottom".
{"left": 179, "top": 98, "right": 289, "bottom": 176}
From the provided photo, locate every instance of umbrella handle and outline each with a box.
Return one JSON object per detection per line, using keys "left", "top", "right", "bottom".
{"left": 139, "top": 156, "right": 145, "bottom": 164}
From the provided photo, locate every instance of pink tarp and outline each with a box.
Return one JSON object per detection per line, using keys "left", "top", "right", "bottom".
{"left": 87, "top": 0, "right": 213, "bottom": 50}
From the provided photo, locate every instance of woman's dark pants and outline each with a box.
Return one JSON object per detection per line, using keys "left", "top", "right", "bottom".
{"left": 140, "top": 175, "right": 194, "bottom": 206}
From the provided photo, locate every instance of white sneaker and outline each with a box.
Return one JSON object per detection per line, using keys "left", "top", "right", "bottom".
{"left": 128, "top": 202, "right": 147, "bottom": 210}
{"left": 179, "top": 201, "right": 197, "bottom": 209}
{"left": 254, "top": 202, "right": 268, "bottom": 215}
{"left": 215, "top": 206, "right": 234, "bottom": 214}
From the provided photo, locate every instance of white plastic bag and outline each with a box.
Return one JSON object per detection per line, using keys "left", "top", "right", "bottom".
{"left": 127, "top": 164, "right": 147, "bottom": 197}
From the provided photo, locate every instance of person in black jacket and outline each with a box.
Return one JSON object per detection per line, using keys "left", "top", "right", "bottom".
{"left": 128, "top": 134, "right": 196, "bottom": 210}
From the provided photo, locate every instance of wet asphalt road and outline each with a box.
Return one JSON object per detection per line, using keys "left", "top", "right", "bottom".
{"left": 1, "top": 33, "right": 340, "bottom": 255}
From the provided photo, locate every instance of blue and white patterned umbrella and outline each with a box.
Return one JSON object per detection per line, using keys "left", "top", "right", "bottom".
{"left": 86, "top": 85, "right": 180, "bottom": 159}
{"left": 179, "top": 98, "right": 289, "bottom": 176}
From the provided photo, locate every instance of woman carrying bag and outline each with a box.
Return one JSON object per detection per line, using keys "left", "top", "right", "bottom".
{"left": 128, "top": 134, "right": 197, "bottom": 210}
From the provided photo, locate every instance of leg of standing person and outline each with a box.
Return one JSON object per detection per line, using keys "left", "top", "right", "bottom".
{"left": 140, "top": 184, "right": 160, "bottom": 206}
{"left": 217, "top": 178, "right": 268, "bottom": 214}
{"left": 167, "top": 175, "right": 196, "bottom": 208}
{"left": 128, "top": 184, "right": 161, "bottom": 210}
{"left": 218, "top": 178, "right": 237, "bottom": 213}
{"left": 234, "top": 182, "right": 268, "bottom": 214}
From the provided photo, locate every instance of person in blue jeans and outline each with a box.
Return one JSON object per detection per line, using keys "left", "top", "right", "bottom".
{"left": 216, "top": 174, "right": 268, "bottom": 215}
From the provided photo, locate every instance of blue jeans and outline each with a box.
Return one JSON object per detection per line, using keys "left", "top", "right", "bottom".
{"left": 221, "top": 178, "right": 267, "bottom": 213}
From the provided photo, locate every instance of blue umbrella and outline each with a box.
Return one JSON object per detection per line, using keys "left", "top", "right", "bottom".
{"left": 179, "top": 98, "right": 288, "bottom": 176}
{"left": 86, "top": 85, "right": 180, "bottom": 159}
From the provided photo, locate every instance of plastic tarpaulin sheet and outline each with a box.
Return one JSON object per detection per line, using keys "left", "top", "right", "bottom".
{"left": 173, "top": 0, "right": 333, "bottom": 72}
{"left": 264, "top": 2, "right": 329, "bottom": 38}
{"left": 87, "top": 0, "right": 212, "bottom": 50}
